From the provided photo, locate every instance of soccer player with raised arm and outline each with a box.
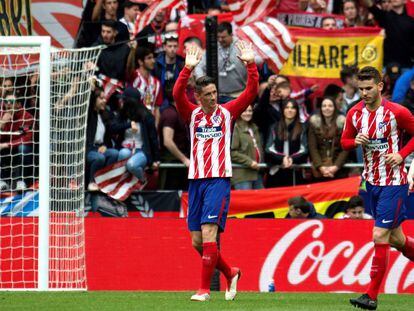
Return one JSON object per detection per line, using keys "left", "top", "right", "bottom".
{"left": 341, "top": 66, "right": 414, "bottom": 310}
{"left": 172, "top": 42, "right": 258, "bottom": 302}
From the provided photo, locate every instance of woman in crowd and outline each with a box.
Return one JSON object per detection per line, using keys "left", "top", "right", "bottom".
{"left": 86, "top": 86, "right": 119, "bottom": 191}
{"left": 231, "top": 104, "right": 264, "bottom": 190}
{"left": 342, "top": 0, "right": 363, "bottom": 27}
{"left": 111, "top": 90, "right": 160, "bottom": 185}
{"left": 265, "top": 98, "right": 308, "bottom": 187}
{"left": 308, "top": 97, "right": 349, "bottom": 180}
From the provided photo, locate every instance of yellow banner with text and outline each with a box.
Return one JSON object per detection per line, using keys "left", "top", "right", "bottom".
{"left": 280, "top": 28, "right": 384, "bottom": 79}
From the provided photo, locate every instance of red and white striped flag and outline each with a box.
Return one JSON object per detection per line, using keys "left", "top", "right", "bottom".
{"left": 133, "top": 0, "right": 187, "bottom": 37}
{"left": 97, "top": 74, "right": 124, "bottom": 100}
{"left": 227, "top": 0, "right": 276, "bottom": 26}
{"left": 236, "top": 17, "right": 295, "bottom": 73}
{"left": 94, "top": 159, "right": 143, "bottom": 201}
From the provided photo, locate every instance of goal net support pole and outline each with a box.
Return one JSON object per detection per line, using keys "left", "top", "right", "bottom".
{"left": 0, "top": 36, "right": 51, "bottom": 291}
{"left": 0, "top": 36, "right": 101, "bottom": 291}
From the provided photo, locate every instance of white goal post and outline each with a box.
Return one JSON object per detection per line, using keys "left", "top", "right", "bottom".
{"left": 0, "top": 37, "right": 101, "bottom": 290}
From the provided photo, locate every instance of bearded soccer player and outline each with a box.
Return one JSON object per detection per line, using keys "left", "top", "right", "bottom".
{"left": 341, "top": 66, "right": 414, "bottom": 310}
{"left": 172, "top": 42, "right": 258, "bottom": 301}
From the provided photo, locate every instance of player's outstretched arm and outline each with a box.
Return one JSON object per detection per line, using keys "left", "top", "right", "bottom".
{"left": 224, "top": 41, "right": 258, "bottom": 117}
{"left": 172, "top": 45, "right": 201, "bottom": 122}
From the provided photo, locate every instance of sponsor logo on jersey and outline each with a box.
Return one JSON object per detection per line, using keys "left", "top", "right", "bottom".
{"left": 365, "top": 138, "right": 388, "bottom": 151}
{"left": 195, "top": 126, "right": 223, "bottom": 139}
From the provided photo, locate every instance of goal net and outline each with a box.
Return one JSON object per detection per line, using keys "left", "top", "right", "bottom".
{"left": 0, "top": 37, "right": 102, "bottom": 290}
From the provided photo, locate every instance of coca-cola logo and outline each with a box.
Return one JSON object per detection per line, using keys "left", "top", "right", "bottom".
{"left": 259, "top": 220, "right": 414, "bottom": 293}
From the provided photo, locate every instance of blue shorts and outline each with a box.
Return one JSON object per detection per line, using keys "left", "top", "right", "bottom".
{"left": 366, "top": 182, "right": 408, "bottom": 229}
{"left": 187, "top": 178, "right": 231, "bottom": 232}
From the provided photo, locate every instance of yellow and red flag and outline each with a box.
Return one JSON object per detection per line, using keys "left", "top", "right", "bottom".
{"left": 181, "top": 176, "right": 361, "bottom": 218}
{"left": 280, "top": 27, "right": 384, "bottom": 98}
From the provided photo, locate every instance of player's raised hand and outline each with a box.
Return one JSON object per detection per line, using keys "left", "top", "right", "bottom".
{"left": 384, "top": 153, "right": 403, "bottom": 168}
{"left": 185, "top": 44, "right": 202, "bottom": 70}
{"left": 236, "top": 40, "right": 255, "bottom": 65}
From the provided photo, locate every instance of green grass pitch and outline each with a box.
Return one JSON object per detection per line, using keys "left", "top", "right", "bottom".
{"left": 1, "top": 292, "right": 413, "bottom": 311}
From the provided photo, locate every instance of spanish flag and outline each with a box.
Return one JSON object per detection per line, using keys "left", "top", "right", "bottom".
{"left": 181, "top": 176, "right": 361, "bottom": 219}
{"left": 280, "top": 27, "right": 384, "bottom": 98}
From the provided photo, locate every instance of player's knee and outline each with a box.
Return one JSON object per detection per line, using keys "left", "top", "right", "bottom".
{"left": 372, "top": 228, "right": 389, "bottom": 243}
{"left": 201, "top": 225, "right": 218, "bottom": 242}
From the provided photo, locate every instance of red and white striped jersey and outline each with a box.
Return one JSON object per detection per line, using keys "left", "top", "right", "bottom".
{"left": 341, "top": 99, "right": 414, "bottom": 186}
{"left": 173, "top": 63, "right": 259, "bottom": 179}
{"left": 130, "top": 70, "right": 163, "bottom": 112}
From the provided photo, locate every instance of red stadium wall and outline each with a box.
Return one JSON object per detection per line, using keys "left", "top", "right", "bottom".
{"left": 85, "top": 219, "right": 414, "bottom": 293}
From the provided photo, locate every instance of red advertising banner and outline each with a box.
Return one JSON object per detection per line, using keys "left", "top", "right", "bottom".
{"left": 182, "top": 176, "right": 361, "bottom": 218}
{"left": 85, "top": 218, "right": 414, "bottom": 292}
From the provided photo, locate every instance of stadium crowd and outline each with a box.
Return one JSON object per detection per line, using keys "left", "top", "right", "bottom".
{"left": 1, "top": 0, "right": 414, "bottom": 199}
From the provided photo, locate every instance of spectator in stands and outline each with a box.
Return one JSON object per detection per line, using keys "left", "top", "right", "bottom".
{"left": 379, "top": 0, "right": 391, "bottom": 11}
{"left": 0, "top": 78, "right": 14, "bottom": 98}
{"left": 342, "top": 0, "right": 364, "bottom": 27}
{"left": 342, "top": 195, "right": 373, "bottom": 219}
{"left": 231, "top": 105, "right": 264, "bottom": 190}
{"left": 276, "top": 82, "right": 314, "bottom": 122}
{"left": 111, "top": 87, "right": 160, "bottom": 186}
{"left": 402, "top": 77, "right": 414, "bottom": 115}
{"left": 92, "top": 0, "right": 119, "bottom": 21}
{"left": 308, "top": 97, "right": 349, "bottom": 180}
{"left": 153, "top": 34, "right": 184, "bottom": 98}
{"left": 137, "top": 9, "right": 167, "bottom": 54}
{"left": 119, "top": 0, "right": 142, "bottom": 38}
{"left": 392, "top": 66, "right": 414, "bottom": 103}
{"left": 92, "top": 0, "right": 129, "bottom": 41}
{"left": 126, "top": 46, "right": 163, "bottom": 126}
{"left": 361, "top": 0, "right": 414, "bottom": 69}
{"left": 307, "top": 0, "right": 328, "bottom": 13}
{"left": 194, "top": 22, "right": 247, "bottom": 103}
{"left": 24, "top": 72, "right": 39, "bottom": 117}
{"left": 165, "top": 22, "right": 179, "bottom": 33}
{"left": 323, "top": 83, "right": 345, "bottom": 113}
{"left": 86, "top": 87, "right": 119, "bottom": 191}
{"left": 321, "top": 16, "right": 337, "bottom": 29}
{"left": 183, "top": 36, "right": 203, "bottom": 52}
{"left": 340, "top": 65, "right": 360, "bottom": 109}
{"left": 285, "top": 196, "right": 326, "bottom": 219}
{"left": 265, "top": 98, "right": 308, "bottom": 187}
{"left": 253, "top": 75, "right": 283, "bottom": 143}
{"left": 382, "top": 62, "right": 402, "bottom": 98}
{"left": 75, "top": 0, "right": 101, "bottom": 47}
{"left": 94, "top": 20, "right": 131, "bottom": 81}
{"left": 0, "top": 94, "right": 34, "bottom": 191}
{"left": 158, "top": 83, "right": 190, "bottom": 190}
